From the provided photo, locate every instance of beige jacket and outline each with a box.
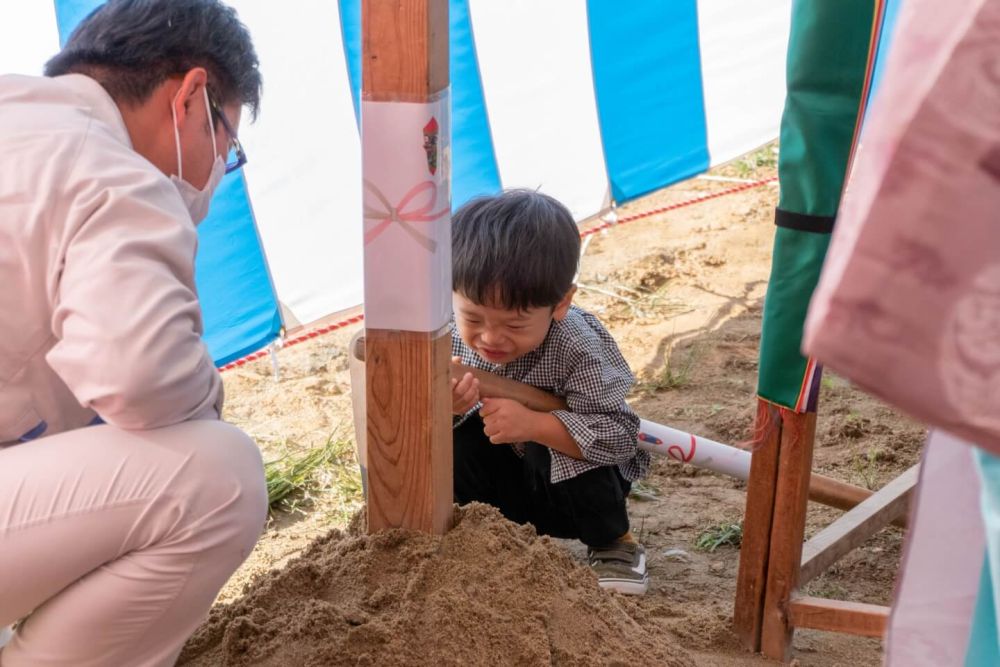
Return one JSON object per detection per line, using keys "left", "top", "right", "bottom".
{"left": 0, "top": 74, "right": 222, "bottom": 444}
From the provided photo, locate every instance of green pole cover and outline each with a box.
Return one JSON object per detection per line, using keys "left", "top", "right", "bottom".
{"left": 756, "top": 0, "right": 876, "bottom": 410}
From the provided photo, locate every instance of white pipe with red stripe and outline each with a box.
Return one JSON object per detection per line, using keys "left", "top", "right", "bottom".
{"left": 637, "top": 420, "right": 751, "bottom": 480}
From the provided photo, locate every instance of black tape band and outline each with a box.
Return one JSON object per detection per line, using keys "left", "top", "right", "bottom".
{"left": 774, "top": 208, "right": 835, "bottom": 234}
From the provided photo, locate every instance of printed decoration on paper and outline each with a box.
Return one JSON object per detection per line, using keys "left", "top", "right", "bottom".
{"left": 361, "top": 92, "right": 452, "bottom": 334}
{"left": 363, "top": 179, "right": 448, "bottom": 252}
{"left": 638, "top": 432, "right": 664, "bottom": 446}
{"left": 423, "top": 117, "right": 439, "bottom": 175}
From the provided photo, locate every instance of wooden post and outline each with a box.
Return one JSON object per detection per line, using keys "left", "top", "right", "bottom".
{"left": 734, "top": 399, "right": 783, "bottom": 652}
{"left": 362, "top": 0, "right": 452, "bottom": 534}
{"left": 760, "top": 409, "right": 817, "bottom": 661}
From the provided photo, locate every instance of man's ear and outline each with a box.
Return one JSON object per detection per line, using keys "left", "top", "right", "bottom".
{"left": 171, "top": 67, "right": 209, "bottom": 129}
{"left": 552, "top": 285, "right": 576, "bottom": 321}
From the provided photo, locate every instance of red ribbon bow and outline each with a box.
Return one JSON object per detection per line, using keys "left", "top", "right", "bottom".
{"left": 363, "top": 179, "right": 449, "bottom": 252}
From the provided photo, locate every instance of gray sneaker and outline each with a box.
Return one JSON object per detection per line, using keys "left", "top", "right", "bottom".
{"left": 588, "top": 541, "right": 650, "bottom": 595}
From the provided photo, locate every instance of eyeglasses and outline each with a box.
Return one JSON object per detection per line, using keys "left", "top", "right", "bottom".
{"left": 207, "top": 92, "right": 248, "bottom": 174}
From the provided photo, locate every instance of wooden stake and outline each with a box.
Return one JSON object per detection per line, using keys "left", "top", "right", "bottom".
{"left": 363, "top": 0, "right": 452, "bottom": 534}
{"left": 760, "top": 410, "right": 817, "bottom": 661}
{"left": 733, "top": 399, "right": 783, "bottom": 652}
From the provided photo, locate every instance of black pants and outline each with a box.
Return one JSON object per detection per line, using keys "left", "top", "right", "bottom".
{"left": 453, "top": 414, "right": 631, "bottom": 548}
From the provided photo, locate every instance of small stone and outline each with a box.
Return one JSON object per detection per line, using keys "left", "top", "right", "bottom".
{"left": 709, "top": 562, "right": 726, "bottom": 574}
{"left": 703, "top": 254, "right": 727, "bottom": 267}
{"left": 662, "top": 548, "right": 692, "bottom": 563}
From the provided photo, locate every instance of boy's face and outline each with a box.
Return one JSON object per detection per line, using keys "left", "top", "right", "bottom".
{"left": 453, "top": 289, "right": 575, "bottom": 365}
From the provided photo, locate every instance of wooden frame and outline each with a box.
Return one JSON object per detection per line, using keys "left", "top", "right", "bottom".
{"left": 734, "top": 400, "right": 914, "bottom": 661}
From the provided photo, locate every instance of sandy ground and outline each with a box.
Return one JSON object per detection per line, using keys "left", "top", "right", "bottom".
{"left": 179, "top": 504, "right": 695, "bottom": 667}
{"left": 214, "top": 147, "right": 923, "bottom": 665}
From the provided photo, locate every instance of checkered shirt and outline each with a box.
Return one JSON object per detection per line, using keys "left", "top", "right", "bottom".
{"left": 453, "top": 305, "right": 649, "bottom": 484}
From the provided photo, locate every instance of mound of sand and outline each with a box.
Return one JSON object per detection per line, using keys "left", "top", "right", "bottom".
{"left": 179, "top": 503, "right": 690, "bottom": 666}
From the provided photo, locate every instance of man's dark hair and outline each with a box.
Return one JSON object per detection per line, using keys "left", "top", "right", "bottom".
{"left": 452, "top": 190, "right": 580, "bottom": 311}
{"left": 44, "top": 0, "right": 261, "bottom": 118}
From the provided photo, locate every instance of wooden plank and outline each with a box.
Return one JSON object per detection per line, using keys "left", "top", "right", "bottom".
{"left": 733, "top": 399, "right": 783, "bottom": 653}
{"left": 788, "top": 596, "right": 889, "bottom": 639}
{"left": 363, "top": 0, "right": 448, "bottom": 101}
{"left": 760, "top": 409, "right": 817, "bottom": 662}
{"left": 799, "top": 464, "right": 919, "bottom": 585}
{"left": 363, "top": 0, "right": 451, "bottom": 535}
{"left": 366, "top": 331, "right": 453, "bottom": 533}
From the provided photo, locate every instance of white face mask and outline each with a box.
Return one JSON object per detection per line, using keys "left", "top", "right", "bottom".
{"left": 170, "top": 87, "right": 226, "bottom": 225}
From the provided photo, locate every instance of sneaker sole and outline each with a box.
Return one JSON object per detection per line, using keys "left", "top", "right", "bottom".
{"left": 597, "top": 576, "right": 650, "bottom": 596}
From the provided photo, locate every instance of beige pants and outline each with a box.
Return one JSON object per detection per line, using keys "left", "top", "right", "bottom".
{"left": 0, "top": 420, "right": 267, "bottom": 666}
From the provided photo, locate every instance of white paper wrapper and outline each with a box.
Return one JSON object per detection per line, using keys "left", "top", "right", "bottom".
{"left": 362, "top": 91, "right": 451, "bottom": 332}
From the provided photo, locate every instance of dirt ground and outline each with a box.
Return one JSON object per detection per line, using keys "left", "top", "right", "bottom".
{"left": 212, "top": 146, "right": 925, "bottom": 666}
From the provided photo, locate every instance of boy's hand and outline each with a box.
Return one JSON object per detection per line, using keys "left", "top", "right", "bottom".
{"left": 451, "top": 356, "right": 480, "bottom": 415}
{"left": 480, "top": 397, "right": 537, "bottom": 444}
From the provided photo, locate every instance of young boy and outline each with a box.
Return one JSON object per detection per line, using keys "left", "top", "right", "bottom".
{"left": 450, "top": 189, "right": 651, "bottom": 595}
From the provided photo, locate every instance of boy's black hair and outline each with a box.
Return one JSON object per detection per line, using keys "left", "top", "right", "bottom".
{"left": 452, "top": 189, "right": 580, "bottom": 311}
{"left": 45, "top": 0, "right": 261, "bottom": 119}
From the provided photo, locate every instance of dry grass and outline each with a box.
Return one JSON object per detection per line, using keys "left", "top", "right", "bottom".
{"left": 264, "top": 436, "right": 362, "bottom": 519}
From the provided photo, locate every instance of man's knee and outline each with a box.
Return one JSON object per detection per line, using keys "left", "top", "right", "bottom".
{"left": 171, "top": 420, "right": 268, "bottom": 556}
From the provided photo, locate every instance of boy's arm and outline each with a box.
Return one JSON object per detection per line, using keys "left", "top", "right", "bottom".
{"left": 549, "top": 340, "right": 640, "bottom": 467}
{"left": 478, "top": 397, "right": 585, "bottom": 459}
{"left": 528, "top": 411, "right": 585, "bottom": 459}
{"left": 466, "top": 334, "right": 639, "bottom": 465}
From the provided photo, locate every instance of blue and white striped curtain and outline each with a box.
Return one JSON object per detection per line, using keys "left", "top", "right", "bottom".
{"left": 2, "top": 0, "right": 791, "bottom": 365}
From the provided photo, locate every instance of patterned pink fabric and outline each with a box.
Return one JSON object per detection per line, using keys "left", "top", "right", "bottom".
{"left": 804, "top": 0, "right": 1000, "bottom": 454}
{"left": 885, "top": 431, "right": 983, "bottom": 666}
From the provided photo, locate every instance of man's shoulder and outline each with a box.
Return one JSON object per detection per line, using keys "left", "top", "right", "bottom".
{"left": 0, "top": 75, "right": 135, "bottom": 151}
{"left": 0, "top": 75, "right": 91, "bottom": 135}
{"left": 0, "top": 75, "right": 140, "bottom": 182}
